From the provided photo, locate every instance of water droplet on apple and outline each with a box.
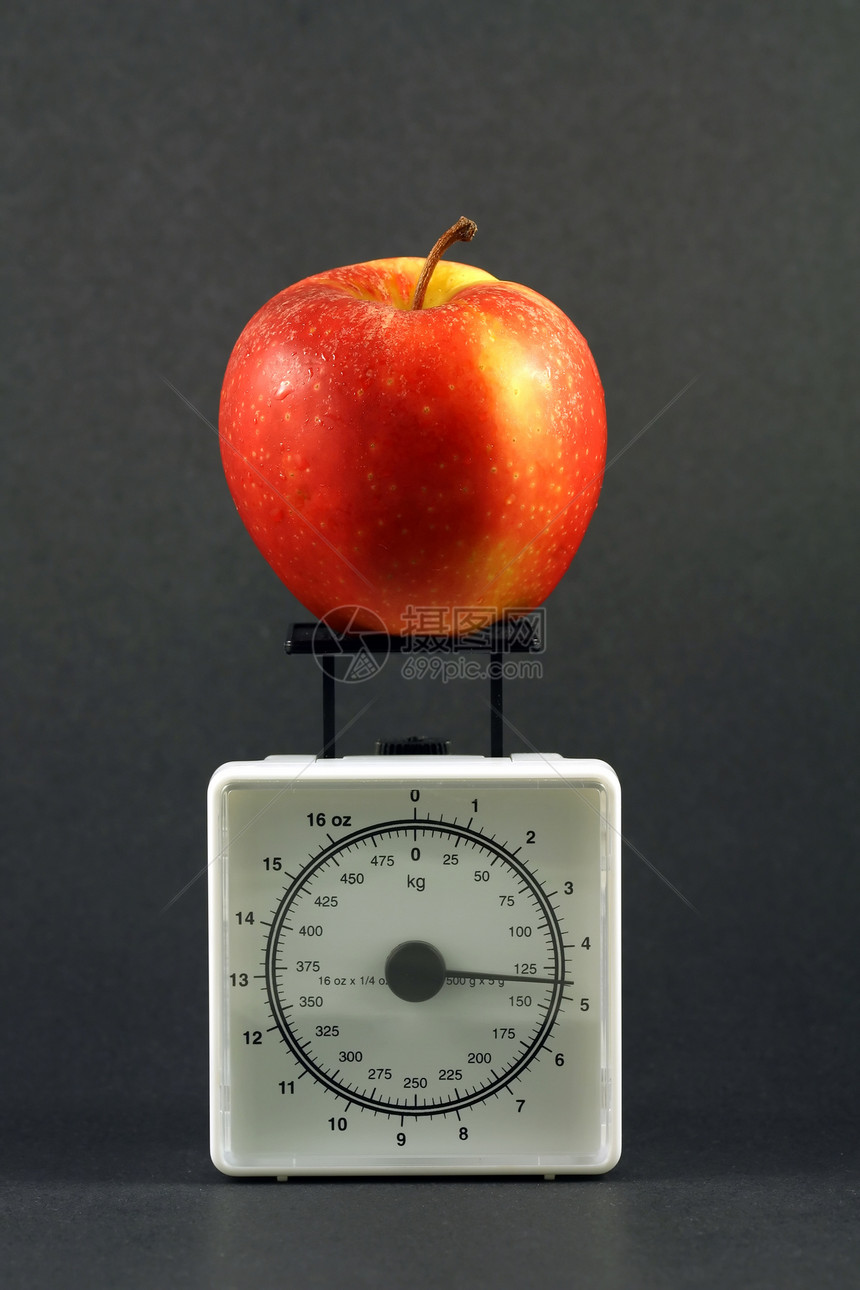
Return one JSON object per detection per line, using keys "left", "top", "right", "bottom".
{"left": 275, "top": 379, "right": 291, "bottom": 399}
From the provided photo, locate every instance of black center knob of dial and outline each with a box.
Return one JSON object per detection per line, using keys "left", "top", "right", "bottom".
{"left": 385, "top": 940, "right": 447, "bottom": 1002}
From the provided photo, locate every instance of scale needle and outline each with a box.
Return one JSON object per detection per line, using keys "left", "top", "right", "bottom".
{"left": 445, "top": 970, "right": 570, "bottom": 986}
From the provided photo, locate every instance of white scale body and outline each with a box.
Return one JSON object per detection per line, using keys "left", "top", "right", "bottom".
{"left": 208, "top": 752, "right": 621, "bottom": 1177}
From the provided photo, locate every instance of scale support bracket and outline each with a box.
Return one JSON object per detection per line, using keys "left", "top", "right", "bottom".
{"left": 285, "top": 614, "right": 545, "bottom": 759}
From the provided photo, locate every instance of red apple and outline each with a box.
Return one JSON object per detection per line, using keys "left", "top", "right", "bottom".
{"left": 219, "top": 219, "right": 606, "bottom": 635}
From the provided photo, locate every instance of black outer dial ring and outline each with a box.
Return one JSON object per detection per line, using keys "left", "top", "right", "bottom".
{"left": 264, "top": 817, "right": 567, "bottom": 1117}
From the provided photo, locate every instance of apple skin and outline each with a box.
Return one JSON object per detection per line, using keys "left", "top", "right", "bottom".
{"left": 219, "top": 256, "right": 606, "bottom": 635}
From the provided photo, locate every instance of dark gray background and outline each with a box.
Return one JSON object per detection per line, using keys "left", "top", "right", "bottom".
{"left": 3, "top": 1, "right": 858, "bottom": 1286}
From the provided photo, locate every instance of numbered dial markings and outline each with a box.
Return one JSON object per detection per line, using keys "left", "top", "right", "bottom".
{"left": 264, "top": 818, "right": 570, "bottom": 1115}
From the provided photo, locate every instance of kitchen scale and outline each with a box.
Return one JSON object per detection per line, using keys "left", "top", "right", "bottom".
{"left": 208, "top": 619, "right": 621, "bottom": 1177}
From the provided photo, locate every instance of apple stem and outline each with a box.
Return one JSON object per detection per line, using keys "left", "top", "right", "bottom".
{"left": 410, "top": 216, "right": 478, "bottom": 310}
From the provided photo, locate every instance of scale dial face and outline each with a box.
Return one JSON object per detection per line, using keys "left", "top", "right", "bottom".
{"left": 208, "top": 754, "right": 621, "bottom": 1177}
